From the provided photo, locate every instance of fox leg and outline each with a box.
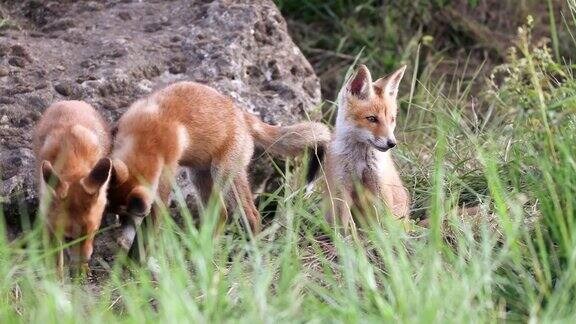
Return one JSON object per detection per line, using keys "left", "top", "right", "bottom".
{"left": 230, "top": 170, "right": 261, "bottom": 234}
{"left": 325, "top": 174, "right": 354, "bottom": 232}
{"left": 191, "top": 169, "right": 215, "bottom": 207}
{"left": 49, "top": 232, "right": 64, "bottom": 280}
{"left": 79, "top": 236, "right": 94, "bottom": 276}
{"left": 127, "top": 176, "right": 170, "bottom": 261}
{"left": 212, "top": 165, "right": 260, "bottom": 235}
{"left": 324, "top": 197, "right": 353, "bottom": 233}
{"left": 56, "top": 249, "right": 64, "bottom": 279}
{"left": 127, "top": 165, "right": 175, "bottom": 263}
{"left": 150, "top": 175, "right": 172, "bottom": 227}
{"left": 363, "top": 168, "right": 405, "bottom": 220}
{"left": 211, "top": 136, "right": 258, "bottom": 234}
{"left": 67, "top": 236, "right": 93, "bottom": 278}
{"left": 122, "top": 215, "right": 143, "bottom": 263}
{"left": 332, "top": 195, "right": 354, "bottom": 232}
{"left": 376, "top": 180, "right": 410, "bottom": 219}
{"left": 191, "top": 168, "right": 229, "bottom": 235}
{"left": 127, "top": 206, "right": 160, "bottom": 263}
{"left": 391, "top": 185, "right": 410, "bottom": 219}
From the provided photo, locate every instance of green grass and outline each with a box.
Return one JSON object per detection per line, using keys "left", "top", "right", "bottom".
{"left": 2, "top": 2, "right": 576, "bottom": 323}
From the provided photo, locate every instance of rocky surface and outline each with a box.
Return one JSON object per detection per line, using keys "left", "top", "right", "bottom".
{"left": 0, "top": 0, "right": 321, "bottom": 233}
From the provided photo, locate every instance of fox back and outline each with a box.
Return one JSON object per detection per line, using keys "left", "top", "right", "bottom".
{"left": 109, "top": 81, "right": 330, "bottom": 219}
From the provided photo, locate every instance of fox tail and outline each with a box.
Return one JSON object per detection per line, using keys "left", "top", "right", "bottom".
{"left": 244, "top": 111, "right": 330, "bottom": 156}
{"left": 244, "top": 111, "right": 329, "bottom": 185}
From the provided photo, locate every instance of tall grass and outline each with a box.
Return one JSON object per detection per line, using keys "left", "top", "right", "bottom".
{"left": 2, "top": 3, "right": 576, "bottom": 323}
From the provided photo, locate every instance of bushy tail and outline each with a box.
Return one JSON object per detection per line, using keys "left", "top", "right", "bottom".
{"left": 244, "top": 112, "right": 330, "bottom": 157}
{"left": 244, "top": 112, "right": 329, "bottom": 186}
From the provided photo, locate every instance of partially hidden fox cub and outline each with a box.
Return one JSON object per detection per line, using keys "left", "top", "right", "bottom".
{"left": 34, "top": 100, "right": 113, "bottom": 277}
{"left": 108, "top": 81, "right": 330, "bottom": 251}
{"left": 312, "top": 65, "right": 410, "bottom": 229}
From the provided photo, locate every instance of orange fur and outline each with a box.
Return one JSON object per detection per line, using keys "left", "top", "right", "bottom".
{"left": 33, "top": 100, "right": 112, "bottom": 277}
{"left": 109, "top": 81, "right": 330, "bottom": 251}
{"left": 321, "top": 65, "right": 410, "bottom": 230}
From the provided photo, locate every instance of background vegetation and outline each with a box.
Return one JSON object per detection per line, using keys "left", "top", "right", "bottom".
{"left": 1, "top": 0, "right": 576, "bottom": 322}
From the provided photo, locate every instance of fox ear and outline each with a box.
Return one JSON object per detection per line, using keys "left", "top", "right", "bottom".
{"left": 375, "top": 65, "right": 407, "bottom": 99}
{"left": 41, "top": 161, "right": 69, "bottom": 199}
{"left": 81, "top": 158, "right": 112, "bottom": 194}
{"left": 126, "top": 186, "right": 151, "bottom": 217}
{"left": 110, "top": 159, "right": 129, "bottom": 188}
{"left": 347, "top": 64, "right": 373, "bottom": 99}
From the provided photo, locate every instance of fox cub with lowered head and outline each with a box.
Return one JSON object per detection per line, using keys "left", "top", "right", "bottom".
{"left": 313, "top": 65, "right": 410, "bottom": 230}
{"left": 108, "top": 81, "right": 330, "bottom": 251}
{"left": 34, "top": 101, "right": 113, "bottom": 277}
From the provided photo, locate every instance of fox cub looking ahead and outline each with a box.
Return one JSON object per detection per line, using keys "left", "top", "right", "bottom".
{"left": 108, "top": 81, "right": 330, "bottom": 251}
{"left": 311, "top": 65, "right": 410, "bottom": 229}
{"left": 34, "top": 101, "right": 113, "bottom": 277}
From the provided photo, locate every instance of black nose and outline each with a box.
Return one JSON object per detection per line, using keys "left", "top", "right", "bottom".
{"left": 387, "top": 139, "right": 397, "bottom": 148}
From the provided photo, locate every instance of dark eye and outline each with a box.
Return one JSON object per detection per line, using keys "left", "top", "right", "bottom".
{"left": 366, "top": 116, "right": 378, "bottom": 123}
{"left": 391, "top": 116, "right": 396, "bottom": 123}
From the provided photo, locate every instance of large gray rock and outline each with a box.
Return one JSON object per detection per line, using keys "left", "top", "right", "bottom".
{"left": 0, "top": 0, "right": 321, "bottom": 229}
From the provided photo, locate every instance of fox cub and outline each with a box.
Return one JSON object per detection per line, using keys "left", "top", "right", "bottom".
{"left": 34, "top": 100, "right": 112, "bottom": 277}
{"left": 311, "top": 65, "right": 410, "bottom": 230}
{"left": 108, "top": 81, "right": 330, "bottom": 251}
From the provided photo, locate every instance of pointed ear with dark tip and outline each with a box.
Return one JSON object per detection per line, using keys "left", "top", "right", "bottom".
{"left": 374, "top": 65, "right": 407, "bottom": 99}
{"left": 41, "top": 160, "right": 69, "bottom": 199}
{"left": 347, "top": 64, "right": 373, "bottom": 99}
{"left": 126, "top": 186, "right": 150, "bottom": 217}
{"left": 81, "top": 158, "right": 112, "bottom": 195}
{"left": 110, "top": 159, "right": 129, "bottom": 188}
